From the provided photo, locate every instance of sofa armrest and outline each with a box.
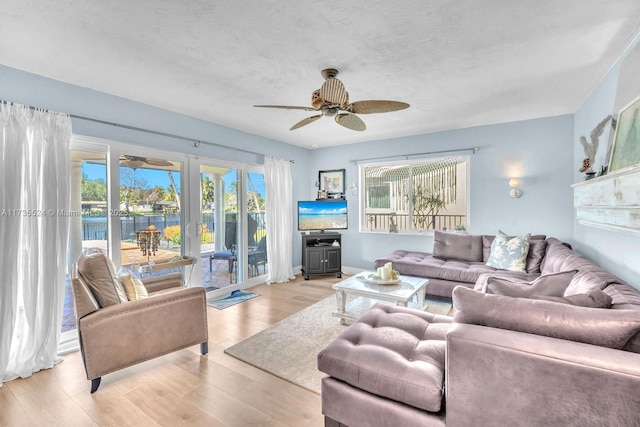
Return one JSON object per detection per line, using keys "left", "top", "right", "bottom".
{"left": 142, "top": 272, "right": 183, "bottom": 292}
{"left": 445, "top": 323, "right": 640, "bottom": 427}
{"left": 78, "top": 286, "right": 208, "bottom": 380}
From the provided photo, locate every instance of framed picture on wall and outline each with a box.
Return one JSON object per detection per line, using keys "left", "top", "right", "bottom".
{"left": 609, "top": 94, "right": 640, "bottom": 172}
{"left": 318, "top": 169, "right": 345, "bottom": 196}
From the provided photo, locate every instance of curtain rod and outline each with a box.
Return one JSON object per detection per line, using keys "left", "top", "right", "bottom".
{"left": 0, "top": 99, "right": 294, "bottom": 163}
{"left": 350, "top": 146, "right": 480, "bottom": 164}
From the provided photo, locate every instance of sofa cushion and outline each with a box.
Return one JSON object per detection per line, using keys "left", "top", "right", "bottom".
{"left": 485, "top": 270, "right": 577, "bottom": 298}
{"left": 433, "top": 230, "right": 483, "bottom": 262}
{"left": 452, "top": 286, "right": 640, "bottom": 349}
{"left": 376, "top": 251, "right": 538, "bottom": 286}
{"left": 486, "top": 230, "right": 531, "bottom": 272}
{"left": 533, "top": 290, "right": 613, "bottom": 308}
{"left": 77, "top": 252, "right": 128, "bottom": 307}
{"left": 317, "top": 303, "right": 452, "bottom": 413}
{"left": 525, "top": 239, "right": 548, "bottom": 273}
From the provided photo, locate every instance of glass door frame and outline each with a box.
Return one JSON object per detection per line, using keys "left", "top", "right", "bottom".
{"left": 62, "top": 136, "right": 266, "bottom": 354}
{"left": 187, "top": 157, "right": 265, "bottom": 299}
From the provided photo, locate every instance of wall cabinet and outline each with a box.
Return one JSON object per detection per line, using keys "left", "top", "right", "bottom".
{"left": 301, "top": 232, "right": 342, "bottom": 280}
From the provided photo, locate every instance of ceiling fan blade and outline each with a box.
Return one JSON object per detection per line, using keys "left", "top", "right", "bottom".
{"left": 144, "top": 158, "right": 173, "bottom": 167}
{"left": 254, "top": 105, "right": 316, "bottom": 111}
{"left": 335, "top": 113, "right": 366, "bottom": 131}
{"left": 290, "top": 115, "right": 322, "bottom": 130}
{"left": 319, "top": 78, "right": 349, "bottom": 107}
{"left": 347, "top": 100, "right": 410, "bottom": 114}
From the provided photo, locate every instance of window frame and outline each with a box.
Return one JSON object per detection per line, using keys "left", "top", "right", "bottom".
{"left": 358, "top": 155, "right": 470, "bottom": 235}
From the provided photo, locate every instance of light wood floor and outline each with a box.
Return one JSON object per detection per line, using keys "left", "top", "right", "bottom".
{"left": 0, "top": 274, "right": 344, "bottom": 427}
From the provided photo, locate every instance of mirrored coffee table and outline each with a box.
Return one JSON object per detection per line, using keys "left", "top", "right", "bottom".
{"left": 332, "top": 271, "right": 428, "bottom": 324}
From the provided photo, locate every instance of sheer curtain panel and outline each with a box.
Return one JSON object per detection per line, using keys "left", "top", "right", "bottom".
{"left": 264, "top": 156, "right": 295, "bottom": 284}
{"left": 0, "top": 103, "right": 72, "bottom": 386}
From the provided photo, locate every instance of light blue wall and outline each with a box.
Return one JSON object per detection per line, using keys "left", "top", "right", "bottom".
{"left": 573, "top": 35, "right": 640, "bottom": 289}
{"left": 306, "top": 115, "right": 575, "bottom": 270}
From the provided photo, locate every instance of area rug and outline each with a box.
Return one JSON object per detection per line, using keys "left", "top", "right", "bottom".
{"left": 224, "top": 296, "right": 452, "bottom": 394}
{"left": 207, "top": 290, "right": 260, "bottom": 309}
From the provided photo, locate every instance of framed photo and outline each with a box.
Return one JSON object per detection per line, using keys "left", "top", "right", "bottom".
{"left": 318, "top": 169, "right": 345, "bottom": 195}
{"left": 609, "top": 94, "right": 640, "bottom": 172}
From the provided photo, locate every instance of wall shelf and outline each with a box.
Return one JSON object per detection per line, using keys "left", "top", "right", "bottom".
{"left": 573, "top": 166, "right": 640, "bottom": 236}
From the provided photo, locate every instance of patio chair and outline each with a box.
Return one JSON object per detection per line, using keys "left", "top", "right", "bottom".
{"left": 248, "top": 236, "right": 268, "bottom": 276}
{"left": 209, "top": 221, "right": 237, "bottom": 282}
{"left": 70, "top": 251, "right": 208, "bottom": 393}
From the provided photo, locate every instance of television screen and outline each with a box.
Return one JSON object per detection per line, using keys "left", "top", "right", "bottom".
{"left": 298, "top": 200, "right": 348, "bottom": 231}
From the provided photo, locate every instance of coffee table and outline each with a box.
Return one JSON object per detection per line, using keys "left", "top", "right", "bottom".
{"left": 332, "top": 272, "right": 428, "bottom": 324}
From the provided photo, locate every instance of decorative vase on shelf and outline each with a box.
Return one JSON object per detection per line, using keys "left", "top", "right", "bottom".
{"left": 585, "top": 171, "right": 596, "bottom": 180}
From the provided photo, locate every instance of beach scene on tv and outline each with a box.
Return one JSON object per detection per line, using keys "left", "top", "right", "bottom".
{"left": 298, "top": 201, "right": 348, "bottom": 230}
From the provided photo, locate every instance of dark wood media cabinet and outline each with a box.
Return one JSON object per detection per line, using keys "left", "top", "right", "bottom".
{"left": 301, "top": 232, "right": 342, "bottom": 280}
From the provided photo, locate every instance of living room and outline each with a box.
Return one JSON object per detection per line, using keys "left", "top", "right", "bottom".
{"left": 2, "top": 2, "right": 640, "bottom": 426}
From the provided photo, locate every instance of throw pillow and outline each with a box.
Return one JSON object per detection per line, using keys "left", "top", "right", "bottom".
{"left": 452, "top": 286, "right": 640, "bottom": 349}
{"left": 77, "top": 252, "right": 128, "bottom": 307}
{"left": 525, "top": 239, "right": 548, "bottom": 273}
{"left": 485, "top": 230, "right": 531, "bottom": 272}
{"left": 118, "top": 268, "right": 149, "bottom": 301}
{"left": 486, "top": 270, "right": 577, "bottom": 298}
{"left": 533, "top": 290, "right": 613, "bottom": 309}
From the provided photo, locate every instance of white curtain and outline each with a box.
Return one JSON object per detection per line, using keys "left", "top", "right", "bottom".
{"left": 264, "top": 156, "right": 295, "bottom": 284}
{"left": 0, "top": 103, "right": 72, "bottom": 386}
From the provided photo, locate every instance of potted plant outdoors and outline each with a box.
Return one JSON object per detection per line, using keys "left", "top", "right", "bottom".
{"left": 454, "top": 224, "right": 467, "bottom": 234}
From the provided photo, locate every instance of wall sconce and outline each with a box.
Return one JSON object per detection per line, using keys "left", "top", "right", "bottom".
{"left": 509, "top": 178, "right": 522, "bottom": 198}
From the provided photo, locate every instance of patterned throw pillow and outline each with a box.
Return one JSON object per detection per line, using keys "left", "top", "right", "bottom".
{"left": 486, "top": 230, "right": 531, "bottom": 272}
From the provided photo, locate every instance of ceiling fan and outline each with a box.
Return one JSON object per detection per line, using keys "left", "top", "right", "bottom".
{"left": 254, "top": 69, "right": 410, "bottom": 131}
{"left": 120, "top": 155, "right": 173, "bottom": 169}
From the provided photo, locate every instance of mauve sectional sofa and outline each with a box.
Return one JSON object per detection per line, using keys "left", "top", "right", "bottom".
{"left": 318, "top": 232, "right": 640, "bottom": 426}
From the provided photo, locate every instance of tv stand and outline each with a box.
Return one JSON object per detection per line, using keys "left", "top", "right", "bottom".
{"left": 301, "top": 232, "right": 342, "bottom": 280}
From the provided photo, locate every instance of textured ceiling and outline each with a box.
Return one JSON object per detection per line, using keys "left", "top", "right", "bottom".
{"left": 1, "top": 1, "right": 639, "bottom": 149}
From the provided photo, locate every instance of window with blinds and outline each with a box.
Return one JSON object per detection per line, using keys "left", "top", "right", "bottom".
{"left": 361, "top": 156, "right": 468, "bottom": 233}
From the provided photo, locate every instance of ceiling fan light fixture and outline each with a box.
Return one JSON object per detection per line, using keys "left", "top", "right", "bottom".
{"left": 121, "top": 160, "right": 145, "bottom": 169}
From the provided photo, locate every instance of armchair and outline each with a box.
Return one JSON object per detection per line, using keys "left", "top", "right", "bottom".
{"left": 71, "top": 252, "right": 209, "bottom": 393}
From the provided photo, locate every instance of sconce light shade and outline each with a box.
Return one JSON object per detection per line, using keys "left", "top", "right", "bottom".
{"left": 509, "top": 178, "right": 522, "bottom": 198}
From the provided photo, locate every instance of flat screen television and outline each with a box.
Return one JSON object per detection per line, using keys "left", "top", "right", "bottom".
{"left": 298, "top": 200, "right": 348, "bottom": 232}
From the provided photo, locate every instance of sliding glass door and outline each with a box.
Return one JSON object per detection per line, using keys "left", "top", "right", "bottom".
{"left": 63, "top": 137, "right": 266, "bottom": 349}
{"left": 191, "top": 160, "right": 267, "bottom": 296}
{"left": 117, "top": 154, "right": 183, "bottom": 270}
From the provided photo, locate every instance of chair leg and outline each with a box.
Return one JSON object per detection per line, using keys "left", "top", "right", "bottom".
{"left": 90, "top": 377, "right": 101, "bottom": 393}
{"left": 200, "top": 342, "right": 209, "bottom": 355}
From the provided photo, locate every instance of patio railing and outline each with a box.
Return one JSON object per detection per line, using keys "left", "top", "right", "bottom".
{"left": 365, "top": 213, "right": 466, "bottom": 232}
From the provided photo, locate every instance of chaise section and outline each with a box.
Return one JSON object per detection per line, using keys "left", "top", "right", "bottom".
{"left": 446, "top": 323, "right": 640, "bottom": 426}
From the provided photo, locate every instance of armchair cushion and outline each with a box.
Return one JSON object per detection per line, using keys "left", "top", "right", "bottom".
{"left": 453, "top": 286, "right": 640, "bottom": 349}
{"left": 77, "top": 252, "right": 128, "bottom": 307}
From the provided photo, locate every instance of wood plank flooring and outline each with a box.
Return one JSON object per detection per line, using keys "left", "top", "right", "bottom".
{"left": 0, "top": 274, "right": 343, "bottom": 427}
